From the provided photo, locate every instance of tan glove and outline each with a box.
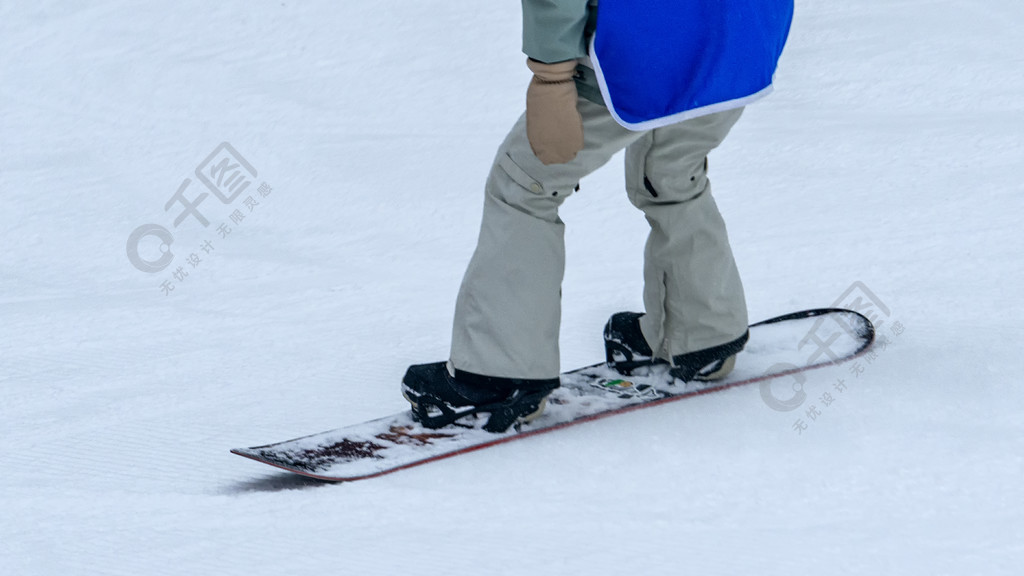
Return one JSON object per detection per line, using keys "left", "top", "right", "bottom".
{"left": 526, "top": 58, "right": 584, "bottom": 165}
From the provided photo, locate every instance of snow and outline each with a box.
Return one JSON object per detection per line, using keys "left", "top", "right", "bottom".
{"left": 1, "top": 0, "right": 1022, "bottom": 574}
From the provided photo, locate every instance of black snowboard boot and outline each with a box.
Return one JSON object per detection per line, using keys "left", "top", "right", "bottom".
{"left": 668, "top": 331, "right": 749, "bottom": 382}
{"left": 402, "top": 362, "right": 560, "bottom": 433}
{"left": 604, "top": 312, "right": 748, "bottom": 382}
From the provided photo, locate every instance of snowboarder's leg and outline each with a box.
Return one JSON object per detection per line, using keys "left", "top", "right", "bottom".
{"left": 623, "top": 107, "right": 749, "bottom": 375}
{"left": 406, "top": 99, "right": 642, "bottom": 431}
{"left": 450, "top": 99, "right": 643, "bottom": 381}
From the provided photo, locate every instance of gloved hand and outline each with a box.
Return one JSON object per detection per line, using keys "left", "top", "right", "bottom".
{"left": 526, "top": 58, "right": 584, "bottom": 165}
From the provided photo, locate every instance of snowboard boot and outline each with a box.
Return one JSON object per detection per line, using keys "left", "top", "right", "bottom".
{"left": 604, "top": 312, "right": 749, "bottom": 382}
{"left": 668, "top": 331, "right": 748, "bottom": 382}
{"left": 402, "top": 362, "right": 560, "bottom": 433}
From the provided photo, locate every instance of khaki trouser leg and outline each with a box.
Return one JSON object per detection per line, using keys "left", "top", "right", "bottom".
{"left": 625, "top": 108, "right": 749, "bottom": 361}
{"left": 451, "top": 100, "right": 641, "bottom": 379}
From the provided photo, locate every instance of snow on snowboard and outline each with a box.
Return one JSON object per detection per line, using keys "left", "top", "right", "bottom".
{"left": 232, "top": 308, "right": 874, "bottom": 482}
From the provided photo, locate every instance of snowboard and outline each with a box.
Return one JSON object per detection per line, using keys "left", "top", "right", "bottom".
{"left": 232, "top": 308, "right": 874, "bottom": 482}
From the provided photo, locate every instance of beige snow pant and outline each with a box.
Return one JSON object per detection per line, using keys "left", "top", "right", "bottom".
{"left": 451, "top": 98, "right": 748, "bottom": 380}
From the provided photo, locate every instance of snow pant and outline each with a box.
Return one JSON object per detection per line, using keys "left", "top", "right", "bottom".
{"left": 450, "top": 98, "right": 748, "bottom": 381}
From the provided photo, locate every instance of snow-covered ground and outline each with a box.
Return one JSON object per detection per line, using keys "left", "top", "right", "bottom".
{"left": 2, "top": 1, "right": 1021, "bottom": 574}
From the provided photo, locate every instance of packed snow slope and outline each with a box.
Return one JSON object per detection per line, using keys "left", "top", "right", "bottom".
{"left": 2, "top": 1, "right": 1022, "bottom": 574}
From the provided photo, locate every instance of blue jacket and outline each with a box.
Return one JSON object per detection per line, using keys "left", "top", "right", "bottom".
{"left": 522, "top": 0, "right": 794, "bottom": 130}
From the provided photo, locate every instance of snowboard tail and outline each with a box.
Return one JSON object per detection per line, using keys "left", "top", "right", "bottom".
{"left": 232, "top": 308, "right": 874, "bottom": 482}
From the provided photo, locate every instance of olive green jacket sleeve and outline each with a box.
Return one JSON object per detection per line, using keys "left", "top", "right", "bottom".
{"left": 521, "top": 0, "right": 596, "bottom": 63}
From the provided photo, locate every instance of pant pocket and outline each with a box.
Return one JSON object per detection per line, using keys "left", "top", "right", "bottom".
{"left": 497, "top": 153, "right": 576, "bottom": 199}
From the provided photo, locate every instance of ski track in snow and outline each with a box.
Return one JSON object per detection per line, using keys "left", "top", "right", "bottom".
{"left": 2, "top": 1, "right": 1022, "bottom": 574}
